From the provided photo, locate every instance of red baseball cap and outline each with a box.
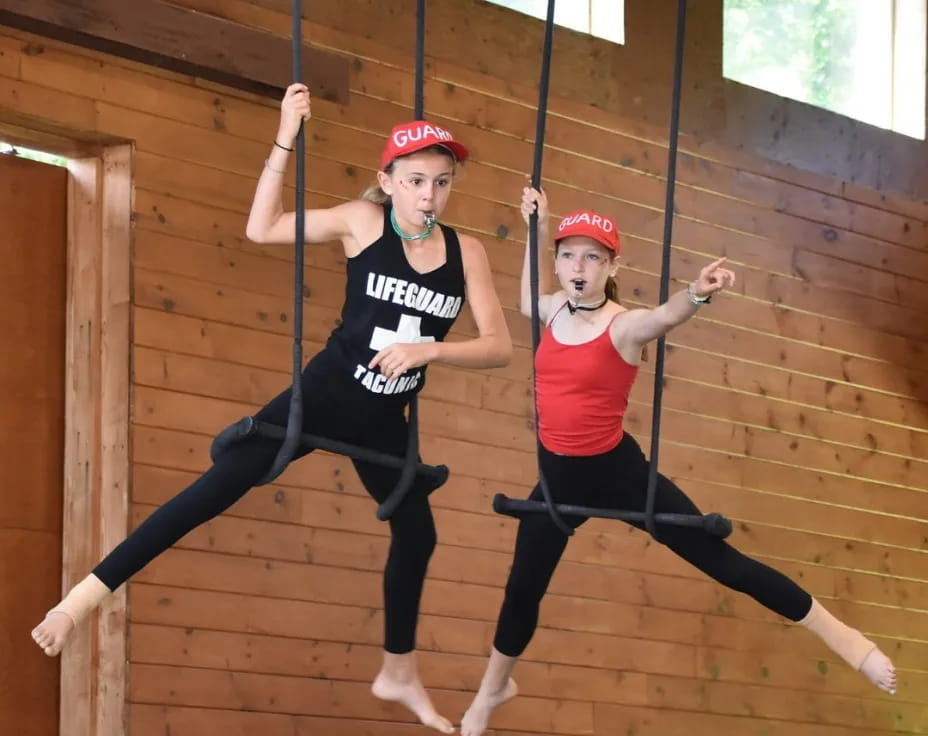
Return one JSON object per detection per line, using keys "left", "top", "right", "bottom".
{"left": 380, "top": 121, "right": 469, "bottom": 170}
{"left": 555, "top": 209, "right": 620, "bottom": 254}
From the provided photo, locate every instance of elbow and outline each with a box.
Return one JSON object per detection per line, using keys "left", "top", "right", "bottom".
{"left": 245, "top": 221, "right": 267, "bottom": 243}
{"left": 492, "top": 335, "right": 513, "bottom": 367}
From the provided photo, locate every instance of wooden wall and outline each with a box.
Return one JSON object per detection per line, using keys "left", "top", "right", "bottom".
{"left": 2, "top": 0, "right": 927, "bottom": 733}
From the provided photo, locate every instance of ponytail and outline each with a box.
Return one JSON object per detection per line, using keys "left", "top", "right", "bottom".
{"left": 605, "top": 275, "right": 619, "bottom": 304}
{"left": 361, "top": 183, "right": 390, "bottom": 203}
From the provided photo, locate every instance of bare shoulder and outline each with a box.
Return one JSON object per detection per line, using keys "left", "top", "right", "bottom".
{"left": 610, "top": 306, "right": 649, "bottom": 348}
{"left": 539, "top": 289, "right": 568, "bottom": 324}
{"left": 610, "top": 306, "right": 646, "bottom": 332}
{"left": 342, "top": 198, "right": 383, "bottom": 222}
{"left": 457, "top": 233, "right": 490, "bottom": 275}
{"left": 340, "top": 199, "right": 385, "bottom": 254}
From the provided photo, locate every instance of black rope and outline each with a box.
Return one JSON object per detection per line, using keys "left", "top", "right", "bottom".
{"left": 376, "top": 397, "right": 424, "bottom": 520}
{"left": 528, "top": 0, "right": 572, "bottom": 536}
{"left": 644, "top": 0, "right": 688, "bottom": 540}
{"left": 415, "top": 0, "right": 426, "bottom": 120}
{"left": 258, "top": 0, "right": 306, "bottom": 485}
{"left": 368, "top": 0, "right": 430, "bottom": 518}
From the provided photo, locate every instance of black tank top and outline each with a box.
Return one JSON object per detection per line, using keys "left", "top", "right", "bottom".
{"left": 323, "top": 204, "right": 466, "bottom": 397}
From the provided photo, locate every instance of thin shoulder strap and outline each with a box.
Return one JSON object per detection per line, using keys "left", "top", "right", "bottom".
{"left": 438, "top": 222, "right": 465, "bottom": 283}
{"left": 545, "top": 299, "right": 570, "bottom": 327}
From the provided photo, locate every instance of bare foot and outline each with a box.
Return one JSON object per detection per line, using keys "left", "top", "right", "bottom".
{"left": 860, "top": 647, "right": 897, "bottom": 694}
{"left": 31, "top": 611, "right": 75, "bottom": 657}
{"left": 372, "top": 669, "right": 454, "bottom": 733}
{"left": 460, "top": 677, "right": 518, "bottom": 736}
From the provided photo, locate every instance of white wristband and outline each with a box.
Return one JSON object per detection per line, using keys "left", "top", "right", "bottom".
{"left": 686, "top": 281, "right": 711, "bottom": 305}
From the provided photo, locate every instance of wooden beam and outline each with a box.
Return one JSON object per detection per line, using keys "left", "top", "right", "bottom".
{"left": 0, "top": 0, "right": 349, "bottom": 102}
{"left": 60, "top": 145, "right": 132, "bottom": 736}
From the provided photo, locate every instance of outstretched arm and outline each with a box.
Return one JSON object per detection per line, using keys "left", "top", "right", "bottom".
{"left": 616, "top": 257, "right": 736, "bottom": 349}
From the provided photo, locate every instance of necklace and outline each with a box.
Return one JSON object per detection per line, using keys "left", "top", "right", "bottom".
{"left": 391, "top": 208, "right": 436, "bottom": 241}
{"left": 566, "top": 296, "right": 608, "bottom": 315}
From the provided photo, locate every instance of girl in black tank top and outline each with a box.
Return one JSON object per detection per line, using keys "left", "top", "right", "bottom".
{"left": 33, "top": 84, "right": 512, "bottom": 735}
{"left": 325, "top": 203, "right": 466, "bottom": 399}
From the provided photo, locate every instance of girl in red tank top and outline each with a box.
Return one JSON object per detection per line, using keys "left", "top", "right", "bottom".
{"left": 460, "top": 189, "right": 896, "bottom": 736}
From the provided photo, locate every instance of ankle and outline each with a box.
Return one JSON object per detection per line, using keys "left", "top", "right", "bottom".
{"left": 54, "top": 574, "right": 110, "bottom": 627}
{"left": 478, "top": 675, "right": 508, "bottom": 697}
{"left": 380, "top": 651, "right": 418, "bottom": 682}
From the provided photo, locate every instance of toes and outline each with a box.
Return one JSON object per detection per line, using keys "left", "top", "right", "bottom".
{"left": 427, "top": 715, "right": 454, "bottom": 734}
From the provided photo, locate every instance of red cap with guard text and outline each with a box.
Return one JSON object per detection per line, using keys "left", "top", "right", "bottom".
{"left": 555, "top": 209, "right": 620, "bottom": 254}
{"left": 380, "top": 121, "right": 469, "bottom": 170}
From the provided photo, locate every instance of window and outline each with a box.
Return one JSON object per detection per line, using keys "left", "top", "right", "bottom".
{"left": 1, "top": 142, "right": 68, "bottom": 167}
{"left": 724, "top": 0, "right": 926, "bottom": 139}
{"left": 487, "top": 0, "right": 625, "bottom": 45}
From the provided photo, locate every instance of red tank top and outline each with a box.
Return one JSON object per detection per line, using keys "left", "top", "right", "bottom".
{"left": 535, "top": 304, "right": 639, "bottom": 456}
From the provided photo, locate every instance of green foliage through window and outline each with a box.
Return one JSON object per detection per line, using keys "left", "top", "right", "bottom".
{"left": 724, "top": 0, "right": 926, "bottom": 139}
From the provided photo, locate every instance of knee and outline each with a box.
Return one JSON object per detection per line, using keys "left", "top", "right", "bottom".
{"left": 503, "top": 572, "right": 545, "bottom": 611}
{"left": 706, "top": 546, "right": 754, "bottom": 591}
{"left": 390, "top": 517, "right": 437, "bottom": 569}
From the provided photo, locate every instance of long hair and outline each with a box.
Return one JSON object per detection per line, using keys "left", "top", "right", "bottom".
{"left": 604, "top": 275, "right": 619, "bottom": 304}
{"left": 361, "top": 144, "right": 458, "bottom": 203}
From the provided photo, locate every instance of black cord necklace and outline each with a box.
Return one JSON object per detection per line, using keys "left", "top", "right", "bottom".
{"left": 566, "top": 295, "right": 608, "bottom": 315}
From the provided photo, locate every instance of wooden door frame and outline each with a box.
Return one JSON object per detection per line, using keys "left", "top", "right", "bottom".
{"left": 2, "top": 123, "right": 132, "bottom": 736}
{"left": 61, "top": 147, "right": 132, "bottom": 736}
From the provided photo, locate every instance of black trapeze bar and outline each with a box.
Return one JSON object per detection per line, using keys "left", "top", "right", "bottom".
{"left": 492, "top": 494, "right": 733, "bottom": 539}
{"left": 218, "top": 0, "right": 435, "bottom": 521}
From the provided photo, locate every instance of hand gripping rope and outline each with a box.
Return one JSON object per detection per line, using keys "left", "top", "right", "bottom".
{"left": 211, "top": 0, "right": 444, "bottom": 522}
{"left": 492, "top": 0, "right": 733, "bottom": 541}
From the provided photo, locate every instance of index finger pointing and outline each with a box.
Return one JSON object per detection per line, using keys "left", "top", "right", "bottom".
{"left": 368, "top": 348, "right": 386, "bottom": 370}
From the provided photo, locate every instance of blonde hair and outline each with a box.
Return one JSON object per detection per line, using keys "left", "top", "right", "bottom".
{"left": 361, "top": 182, "right": 391, "bottom": 203}
{"left": 361, "top": 145, "right": 459, "bottom": 203}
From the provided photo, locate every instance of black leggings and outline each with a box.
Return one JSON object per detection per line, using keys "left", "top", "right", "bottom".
{"left": 95, "top": 353, "right": 439, "bottom": 654}
{"left": 493, "top": 433, "right": 813, "bottom": 657}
